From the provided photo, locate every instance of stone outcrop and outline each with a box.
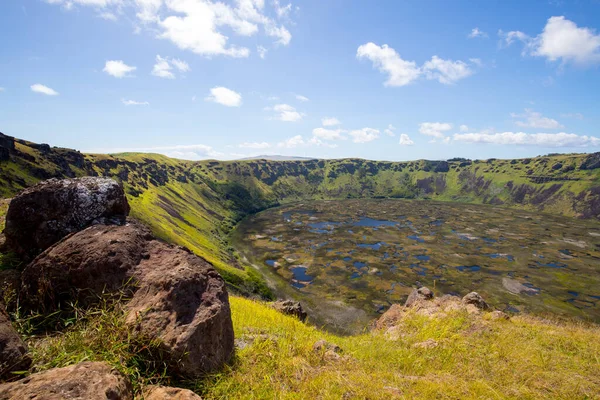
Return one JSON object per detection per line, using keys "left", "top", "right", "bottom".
{"left": 144, "top": 386, "right": 203, "bottom": 400}
{"left": 0, "top": 362, "right": 132, "bottom": 399}
{"left": 462, "top": 292, "right": 490, "bottom": 310}
{"left": 20, "top": 221, "right": 234, "bottom": 378}
{"left": 405, "top": 287, "right": 434, "bottom": 307}
{"left": 0, "top": 304, "right": 30, "bottom": 380}
{"left": 272, "top": 300, "right": 307, "bottom": 321}
{"left": 4, "top": 177, "right": 130, "bottom": 258}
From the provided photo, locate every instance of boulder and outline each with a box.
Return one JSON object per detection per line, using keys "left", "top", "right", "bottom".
{"left": 0, "top": 304, "right": 30, "bottom": 380}
{"left": 144, "top": 386, "right": 202, "bottom": 400}
{"left": 272, "top": 300, "right": 307, "bottom": 321}
{"left": 126, "top": 240, "right": 234, "bottom": 378}
{"left": 462, "top": 292, "right": 490, "bottom": 310}
{"left": 20, "top": 222, "right": 151, "bottom": 313}
{"left": 4, "top": 177, "right": 130, "bottom": 259}
{"left": 313, "top": 339, "right": 341, "bottom": 354}
{"left": 21, "top": 222, "right": 234, "bottom": 378}
{"left": 405, "top": 287, "right": 434, "bottom": 307}
{"left": 0, "top": 362, "right": 132, "bottom": 399}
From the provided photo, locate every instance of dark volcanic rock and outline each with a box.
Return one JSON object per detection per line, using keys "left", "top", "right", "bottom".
{"left": 272, "top": 300, "right": 307, "bottom": 321}
{"left": 462, "top": 292, "right": 490, "bottom": 310}
{"left": 126, "top": 241, "right": 234, "bottom": 378}
{"left": 0, "top": 303, "right": 31, "bottom": 380}
{"left": 405, "top": 287, "right": 434, "bottom": 307}
{"left": 20, "top": 222, "right": 151, "bottom": 313}
{"left": 0, "top": 134, "right": 15, "bottom": 152}
{"left": 144, "top": 385, "right": 203, "bottom": 400}
{"left": 21, "top": 222, "right": 234, "bottom": 378}
{"left": 4, "top": 177, "right": 130, "bottom": 258}
{"left": 0, "top": 362, "right": 132, "bottom": 399}
{"left": 0, "top": 147, "right": 9, "bottom": 162}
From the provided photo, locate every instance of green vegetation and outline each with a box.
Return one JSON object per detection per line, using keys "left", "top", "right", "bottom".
{"left": 2, "top": 134, "right": 600, "bottom": 298}
{"left": 2, "top": 134, "right": 600, "bottom": 398}
{"left": 23, "top": 296, "right": 600, "bottom": 399}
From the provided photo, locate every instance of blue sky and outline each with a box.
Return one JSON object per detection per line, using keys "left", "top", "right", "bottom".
{"left": 1, "top": 0, "right": 599, "bottom": 161}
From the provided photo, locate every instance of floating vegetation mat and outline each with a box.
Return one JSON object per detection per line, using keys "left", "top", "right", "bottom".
{"left": 233, "top": 199, "right": 600, "bottom": 329}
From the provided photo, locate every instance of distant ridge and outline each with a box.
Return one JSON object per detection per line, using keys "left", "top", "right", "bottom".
{"left": 238, "top": 155, "right": 318, "bottom": 161}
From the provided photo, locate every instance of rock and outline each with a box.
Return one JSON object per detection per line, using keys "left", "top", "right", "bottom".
{"left": 125, "top": 240, "right": 234, "bottom": 378}
{"left": 462, "top": 292, "right": 490, "bottom": 310}
{"left": 272, "top": 300, "right": 307, "bottom": 322}
{"left": 0, "top": 304, "right": 30, "bottom": 379}
{"left": 313, "top": 339, "right": 341, "bottom": 354}
{"left": 144, "top": 386, "right": 202, "bottom": 400}
{"left": 21, "top": 222, "right": 234, "bottom": 378}
{"left": 490, "top": 310, "right": 510, "bottom": 320}
{"left": 20, "top": 222, "right": 151, "bottom": 313}
{"left": 0, "top": 361, "right": 132, "bottom": 399}
{"left": 4, "top": 177, "right": 130, "bottom": 259}
{"left": 413, "top": 339, "right": 438, "bottom": 349}
{"left": 0, "top": 147, "right": 9, "bottom": 162}
{"left": 405, "top": 287, "right": 434, "bottom": 307}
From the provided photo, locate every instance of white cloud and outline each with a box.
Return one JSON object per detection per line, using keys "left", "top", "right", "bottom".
{"left": 453, "top": 131, "right": 600, "bottom": 147}
{"left": 268, "top": 103, "right": 305, "bottom": 122}
{"left": 561, "top": 112, "right": 584, "bottom": 120}
{"left": 86, "top": 143, "right": 222, "bottom": 160}
{"left": 419, "top": 122, "right": 453, "bottom": 139}
{"left": 151, "top": 55, "right": 190, "bottom": 79}
{"left": 257, "top": 45, "right": 268, "bottom": 59}
{"left": 30, "top": 84, "right": 59, "bottom": 96}
{"left": 384, "top": 124, "right": 396, "bottom": 137}
{"left": 459, "top": 124, "right": 469, "bottom": 132}
{"left": 170, "top": 57, "right": 190, "bottom": 72}
{"left": 239, "top": 142, "right": 271, "bottom": 149}
{"left": 356, "top": 42, "right": 421, "bottom": 87}
{"left": 205, "top": 86, "right": 242, "bottom": 107}
{"left": 122, "top": 98, "right": 150, "bottom": 106}
{"left": 398, "top": 133, "right": 414, "bottom": 146}
{"left": 295, "top": 94, "right": 309, "bottom": 102}
{"left": 500, "top": 16, "right": 600, "bottom": 66}
{"left": 357, "top": 42, "right": 477, "bottom": 86}
{"left": 423, "top": 56, "right": 473, "bottom": 84}
{"left": 99, "top": 11, "right": 117, "bottom": 21}
{"left": 349, "top": 128, "right": 380, "bottom": 143}
{"left": 103, "top": 60, "right": 136, "bottom": 78}
{"left": 511, "top": 109, "right": 563, "bottom": 129}
{"left": 45, "top": 0, "right": 120, "bottom": 7}
{"left": 277, "top": 135, "right": 304, "bottom": 148}
{"left": 273, "top": 0, "right": 292, "bottom": 18}
{"left": 308, "top": 137, "right": 338, "bottom": 148}
{"left": 322, "top": 117, "right": 341, "bottom": 127}
{"left": 468, "top": 27, "right": 488, "bottom": 39}
{"left": 312, "top": 127, "right": 346, "bottom": 141}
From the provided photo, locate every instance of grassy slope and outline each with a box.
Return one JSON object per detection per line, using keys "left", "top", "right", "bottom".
{"left": 28, "top": 296, "right": 600, "bottom": 399}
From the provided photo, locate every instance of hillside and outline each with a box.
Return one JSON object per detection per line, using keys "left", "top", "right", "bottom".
{"left": 2, "top": 132, "right": 600, "bottom": 398}
{"left": 2, "top": 132, "right": 600, "bottom": 295}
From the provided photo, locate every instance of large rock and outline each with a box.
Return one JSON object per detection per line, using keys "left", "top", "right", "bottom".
{"left": 405, "top": 287, "right": 434, "bottom": 307}
{"left": 272, "top": 300, "right": 307, "bottom": 321}
{"left": 0, "top": 304, "right": 30, "bottom": 380}
{"left": 462, "top": 292, "right": 490, "bottom": 310}
{"left": 20, "top": 222, "right": 151, "bottom": 313}
{"left": 21, "top": 222, "right": 234, "bottom": 378}
{"left": 144, "top": 386, "right": 202, "bottom": 400}
{"left": 0, "top": 362, "right": 132, "bottom": 399}
{"left": 126, "top": 241, "right": 234, "bottom": 378}
{"left": 4, "top": 177, "right": 130, "bottom": 258}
